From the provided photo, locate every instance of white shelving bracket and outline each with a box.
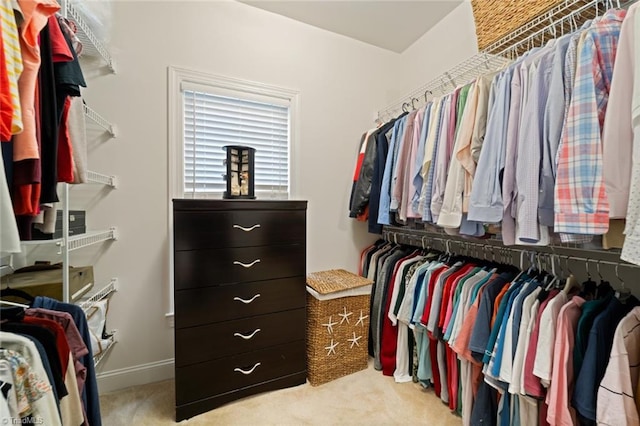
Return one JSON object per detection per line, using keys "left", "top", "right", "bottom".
{"left": 86, "top": 171, "right": 117, "bottom": 188}
{"left": 83, "top": 104, "right": 117, "bottom": 137}
{"left": 80, "top": 278, "right": 118, "bottom": 313}
{"left": 63, "top": 1, "right": 116, "bottom": 73}
{"left": 94, "top": 331, "right": 117, "bottom": 367}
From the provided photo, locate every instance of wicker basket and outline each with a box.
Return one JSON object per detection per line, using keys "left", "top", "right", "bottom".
{"left": 471, "top": 0, "right": 564, "bottom": 50}
{"left": 306, "top": 269, "right": 373, "bottom": 386}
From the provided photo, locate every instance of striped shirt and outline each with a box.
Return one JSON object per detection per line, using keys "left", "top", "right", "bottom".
{"left": 554, "top": 9, "right": 626, "bottom": 236}
{"left": 0, "top": 0, "right": 23, "bottom": 134}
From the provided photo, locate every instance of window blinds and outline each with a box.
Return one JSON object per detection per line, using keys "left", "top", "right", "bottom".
{"left": 183, "top": 89, "right": 290, "bottom": 197}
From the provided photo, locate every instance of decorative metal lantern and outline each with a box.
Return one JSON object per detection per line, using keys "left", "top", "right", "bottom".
{"left": 223, "top": 145, "right": 256, "bottom": 199}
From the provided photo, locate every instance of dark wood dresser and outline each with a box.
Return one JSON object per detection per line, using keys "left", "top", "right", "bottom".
{"left": 172, "top": 199, "right": 308, "bottom": 421}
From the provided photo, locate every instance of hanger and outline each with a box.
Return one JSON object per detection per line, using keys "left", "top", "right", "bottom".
{"left": 562, "top": 256, "right": 580, "bottom": 294}
{"left": 0, "top": 287, "right": 35, "bottom": 303}
{"left": 402, "top": 102, "right": 411, "bottom": 113}
{"left": 0, "top": 299, "right": 29, "bottom": 308}
{"left": 424, "top": 90, "right": 432, "bottom": 103}
{"left": 411, "top": 97, "right": 420, "bottom": 110}
{"left": 614, "top": 263, "right": 631, "bottom": 302}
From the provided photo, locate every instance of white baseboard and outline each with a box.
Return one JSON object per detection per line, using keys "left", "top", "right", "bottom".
{"left": 97, "top": 358, "right": 175, "bottom": 394}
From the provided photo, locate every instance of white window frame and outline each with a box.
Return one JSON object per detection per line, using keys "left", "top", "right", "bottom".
{"left": 166, "top": 66, "right": 300, "bottom": 319}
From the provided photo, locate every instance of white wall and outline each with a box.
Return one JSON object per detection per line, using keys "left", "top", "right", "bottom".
{"left": 384, "top": 1, "right": 479, "bottom": 108}
{"left": 78, "top": 0, "right": 398, "bottom": 391}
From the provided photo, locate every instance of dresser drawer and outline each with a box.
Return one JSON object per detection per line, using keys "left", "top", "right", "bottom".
{"left": 174, "top": 210, "right": 305, "bottom": 250}
{"left": 175, "top": 340, "right": 306, "bottom": 405}
{"left": 175, "top": 308, "right": 305, "bottom": 367}
{"left": 175, "top": 277, "right": 305, "bottom": 329}
{"left": 174, "top": 244, "right": 305, "bottom": 289}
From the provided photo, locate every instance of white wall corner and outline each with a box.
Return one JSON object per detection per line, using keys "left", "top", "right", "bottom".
{"left": 97, "top": 359, "right": 175, "bottom": 394}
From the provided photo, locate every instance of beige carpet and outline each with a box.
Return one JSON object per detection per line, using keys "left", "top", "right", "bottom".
{"left": 100, "top": 362, "right": 462, "bottom": 425}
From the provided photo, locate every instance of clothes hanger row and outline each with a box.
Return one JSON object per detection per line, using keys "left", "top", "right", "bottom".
{"left": 383, "top": 229, "right": 637, "bottom": 283}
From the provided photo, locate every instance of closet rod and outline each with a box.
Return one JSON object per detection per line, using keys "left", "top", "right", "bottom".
{"left": 381, "top": 226, "right": 640, "bottom": 269}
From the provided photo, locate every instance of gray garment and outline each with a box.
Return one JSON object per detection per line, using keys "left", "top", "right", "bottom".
{"left": 372, "top": 249, "right": 407, "bottom": 370}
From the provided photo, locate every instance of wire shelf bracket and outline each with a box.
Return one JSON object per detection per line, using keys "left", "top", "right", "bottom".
{"left": 79, "top": 278, "right": 118, "bottom": 313}
{"left": 63, "top": 1, "right": 116, "bottom": 72}
{"left": 94, "top": 331, "right": 117, "bottom": 368}
{"left": 83, "top": 104, "right": 117, "bottom": 137}
{"left": 86, "top": 171, "right": 117, "bottom": 188}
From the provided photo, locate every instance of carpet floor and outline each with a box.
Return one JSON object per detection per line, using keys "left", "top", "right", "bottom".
{"left": 99, "top": 362, "right": 462, "bottom": 425}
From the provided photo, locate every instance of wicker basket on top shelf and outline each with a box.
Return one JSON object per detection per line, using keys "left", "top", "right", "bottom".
{"left": 471, "top": 0, "right": 564, "bottom": 50}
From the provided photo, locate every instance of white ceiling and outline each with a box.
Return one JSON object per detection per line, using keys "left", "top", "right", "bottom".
{"left": 237, "top": 0, "right": 464, "bottom": 53}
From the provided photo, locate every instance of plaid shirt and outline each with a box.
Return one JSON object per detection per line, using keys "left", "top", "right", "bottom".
{"left": 554, "top": 9, "right": 626, "bottom": 236}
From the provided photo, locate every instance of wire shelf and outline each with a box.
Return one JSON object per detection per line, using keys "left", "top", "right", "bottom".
{"left": 483, "top": 0, "right": 638, "bottom": 58}
{"left": 378, "top": 53, "right": 511, "bottom": 118}
{"left": 79, "top": 278, "right": 118, "bottom": 313}
{"left": 94, "top": 332, "right": 117, "bottom": 367}
{"left": 86, "top": 171, "right": 117, "bottom": 188}
{"left": 64, "top": 1, "right": 116, "bottom": 72}
{"left": 83, "top": 104, "right": 116, "bottom": 137}
{"left": 67, "top": 228, "right": 117, "bottom": 252}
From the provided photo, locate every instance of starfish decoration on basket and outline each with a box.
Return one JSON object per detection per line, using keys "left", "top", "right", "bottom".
{"left": 325, "top": 339, "right": 339, "bottom": 356}
{"left": 322, "top": 316, "right": 339, "bottom": 334}
{"left": 348, "top": 332, "right": 362, "bottom": 348}
{"left": 355, "top": 310, "right": 369, "bottom": 327}
{"left": 338, "top": 306, "right": 353, "bottom": 325}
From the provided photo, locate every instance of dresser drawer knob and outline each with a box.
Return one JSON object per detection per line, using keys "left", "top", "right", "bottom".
{"left": 234, "top": 362, "right": 261, "bottom": 375}
{"left": 233, "top": 259, "right": 261, "bottom": 268}
{"left": 234, "top": 328, "right": 261, "bottom": 340}
{"left": 233, "top": 294, "right": 261, "bottom": 304}
{"left": 233, "top": 224, "right": 261, "bottom": 232}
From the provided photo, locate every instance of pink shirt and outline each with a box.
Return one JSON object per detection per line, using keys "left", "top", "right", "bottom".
{"left": 403, "top": 106, "right": 426, "bottom": 220}
{"left": 523, "top": 290, "right": 559, "bottom": 398}
{"left": 391, "top": 110, "right": 417, "bottom": 220}
{"left": 546, "top": 295, "right": 586, "bottom": 426}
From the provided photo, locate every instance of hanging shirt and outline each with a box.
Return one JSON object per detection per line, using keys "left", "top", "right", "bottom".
{"left": 416, "top": 100, "right": 440, "bottom": 218}
{"left": 421, "top": 96, "right": 448, "bottom": 222}
{"left": 556, "top": 22, "right": 597, "bottom": 244}
{"left": 546, "top": 295, "right": 586, "bottom": 426}
{"left": 13, "top": 0, "right": 60, "bottom": 161}
{"left": 502, "top": 49, "right": 541, "bottom": 246}
{"left": 554, "top": 9, "right": 626, "bottom": 236}
{"left": 539, "top": 34, "right": 572, "bottom": 228}
{"left": 516, "top": 48, "right": 554, "bottom": 245}
{"left": 398, "top": 108, "right": 425, "bottom": 221}
{"left": 602, "top": 4, "right": 638, "bottom": 218}
{"left": 430, "top": 90, "right": 458, "bottom": 224}
{"left": 439, "top": 83, "right": 476, "bottom": 228}
{"left": 0, "top": 0, "right": 23, "bottom": 136}
{"left": 468, "top": 68, "right": 512, "bottom": 223}
{"left": 390, "top": 110, "right": 417, "bottom": 215}
{"left": 377, "top": 117, "right": 405, "bottom": 225}
{"left": 621, "top": 6, "right": 640, "bottom": 266}
{"left": 409, "top": 104, "right": 432, "bottom": 218}
{"left": 573, "top": 296, "right": 639, "bottom": 423}
{"left": 533, "top": 290, "right": 569, "bottom": 387}
{"left": 597, "top": 307, "right": 640, "bottom": 426}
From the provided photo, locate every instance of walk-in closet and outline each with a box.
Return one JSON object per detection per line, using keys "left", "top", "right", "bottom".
{"left": 1, "top": 0, "right": 639, "bottom": 424}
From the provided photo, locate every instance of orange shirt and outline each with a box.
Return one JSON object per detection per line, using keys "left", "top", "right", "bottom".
{"left": 13, "top": 0, "right": 59, "bottom": 161}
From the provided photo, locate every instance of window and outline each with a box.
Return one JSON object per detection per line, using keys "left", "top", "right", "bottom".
{"left": 169, "top": 67, "right": 299, "bottom": 200}
{"left": 167, "top": 67, "right": 299, "bottom": 318}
